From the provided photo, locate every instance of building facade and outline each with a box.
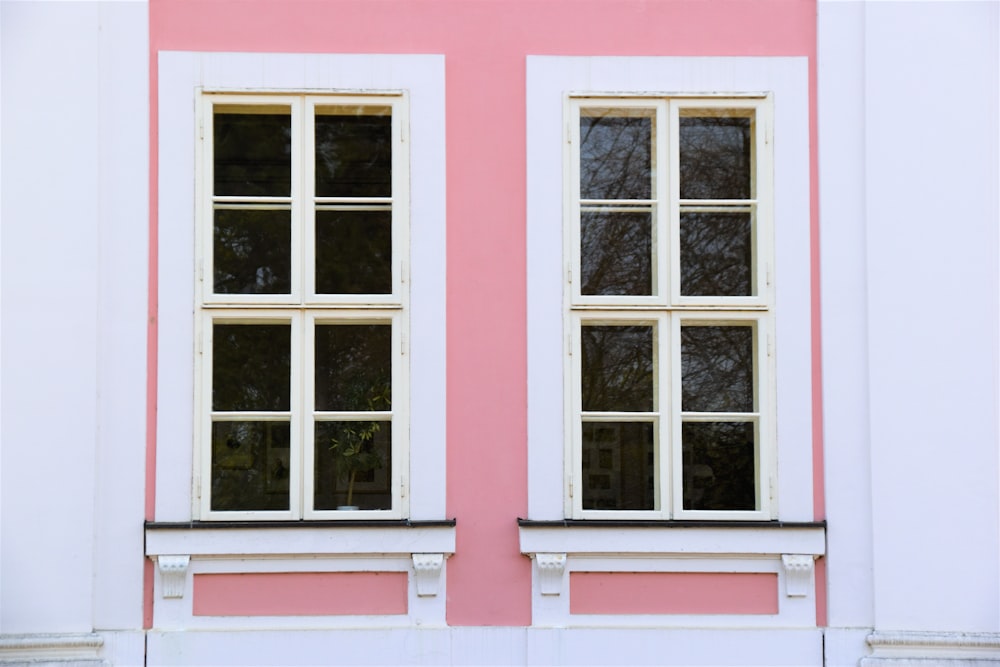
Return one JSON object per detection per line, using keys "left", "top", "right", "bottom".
{"left": 1, "top": 1, "right": 998, "bottom": 665}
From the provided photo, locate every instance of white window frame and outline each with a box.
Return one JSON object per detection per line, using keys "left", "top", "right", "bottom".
{"left": 566, "top": 95, "right": 774, "bottom": 521}
{"left": 195, "top": 93, "right": 409, "bottom": 520}
{"left": 156, "top": 52, "right": 446, "bottom": 526}
{"left": 526, "top": 56, "right": 814, "bottom": 524}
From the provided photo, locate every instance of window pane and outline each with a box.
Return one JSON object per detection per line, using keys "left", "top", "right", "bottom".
{"left": 581, "top": 210, "right": 652, "bottom": 296}
{"left": 315, "top": 107, "right": 392, "bottom": 198}
{"left": 682, "top": 421, "right": 756, "bottom": 511}
{"left": 314, "top": 421, "right": 391, "bottom": 510}
{"left": 213, "top": 208, "right": 291, "bottom": 294}
{"left": 580, "top": 109, "right": 653, "bottom": 200}
{"left": 212, "top": 324, "right": 291, "bottom": 411}
{"left": 679, "top": 114, "right": 751, "bottom": 200}
{"left": 582, "top": 325, "right": 654, "bottom": 412}
{"left": 214, "top": 111, "right": 291, "bottom": 197}
{"left": 681, "top": 325, "right": 754, "bottom": 413}
{"left": 315, "top": 210, "right": 392, "bottom": 294}
{"left": 680, "top": 211, "right": 753, "bottom": 297}
{"left": 314, "top": 324, "right": 391, "bottom": 412}
{"left": 582, "top": 421, "right": 654, "bottom": 510}
{"left": 211, "top": 421, "right": 290, "bottom": 511}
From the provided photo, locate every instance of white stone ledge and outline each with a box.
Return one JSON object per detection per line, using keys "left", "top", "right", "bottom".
{"left": 146, "top": 523, "right": 456, "bottom": 557}
{"left": 519, "top": 523, "right": 825, "bottom": 556}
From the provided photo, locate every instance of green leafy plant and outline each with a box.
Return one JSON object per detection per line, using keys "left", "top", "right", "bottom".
{"left": 328, "top": 384, "right": 390, "bottom": 508}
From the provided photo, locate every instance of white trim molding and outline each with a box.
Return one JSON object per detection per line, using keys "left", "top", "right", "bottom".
{"left": 863, "top": 631, "right": 1000, "bottom": 665}
{"left": 0, "top": 633, "right": 103, "bottom": 663}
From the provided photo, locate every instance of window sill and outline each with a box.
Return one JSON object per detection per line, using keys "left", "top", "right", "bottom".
{"left": 145, "top": 519, "right": 456, "bottom": 557}
{"left": 518, "top": 518, "right": 825, "bottom": 556}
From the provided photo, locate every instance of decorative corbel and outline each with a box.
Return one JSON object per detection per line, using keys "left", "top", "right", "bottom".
{"left": 412, "top": 553, "right": 445, "bottom": 597}
{"left": 781, "top": 554, "right": 814, "bottom": 597}
{"left": 536, "top": 553, "right": 567, "bottom": 596}
{"left": 157, "top": 554, "right": 191, "bottom": 599}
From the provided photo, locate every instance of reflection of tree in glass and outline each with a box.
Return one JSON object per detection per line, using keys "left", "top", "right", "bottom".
{"left": 679, "top": 116, "right": 751, "bottom": 200}
{"left": 314, "top": 324, "right": 391, "bottom": 411}
{"left": 211, "top": 421, "right": 290, "bottom": 511}
{"left": 681, "top": 325, "right": 754, "bottom": 413}
{"left": 212, "top": 324, "right": 291, "bottom": 412}
{"left": 214, "top": 113, "right": 291, "bottom": 197}
{"left": 315, "top": 211, "right": 391, "bottom": 294}
{"left": 682, "top": 421, "right": 755, "bottom": 511}
{"left": 581, "top": 211, "right": 652, "bottom": 295}
{"left": 315, "top": 114, "right": 392, "bottom": 198}
{"left": 581, "top": 325, "right": 654, "bottom": 412}
{"left": 680, "top": 212, "right": 752, "bottom": 296}
{"left": 580, "top": 115, "right": 651, "bottom": 200}
{"left": 214, "top": 209, "right": 292, "bottom": 294}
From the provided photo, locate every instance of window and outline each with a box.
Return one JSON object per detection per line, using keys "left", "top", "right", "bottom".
{"left": 567, "top": 97, "right": 773, "bottom": 520}
{"left": 197, "top": 94, "right": 409, "bottom": 520}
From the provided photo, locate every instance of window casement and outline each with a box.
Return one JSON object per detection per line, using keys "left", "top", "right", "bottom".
{"left": 566, "top": 96, "right": 774, "bottom": 520}
{"left": 197, "top": 94, "right": 409, "bottom": 520}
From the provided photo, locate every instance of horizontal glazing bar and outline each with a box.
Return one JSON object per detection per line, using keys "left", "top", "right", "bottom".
{"left": 213, "top": 196, "right": 293, "bottom": 204}
{"left": 581, "top": 412, "right": 659, "bottom": 421}
{"left": 680, "top": 412, "right": 759, "bottom": 421}
{"left": 314, "top": 197, "right": 393, "bottom": 205}
{"left": 313, "top": 411, "right": 393, "bottom": 421}
{"left": 211, "top": 412, "right": 291, "bottom": 421}
{"left": 580, "top": 199, "right": 656, "bottom": 206}
{"left": 571, "top": 303, "right": 769, "bottom": 311}
{"left": 314, "top": 204, "right": 393, "bottom": 212}
{"left": 679, "top": 205, "right": 753, "bottom": 213}
{"left": 580, "top": 205, "right": 655, "bottom": 214}
{"left": 213, "top": 203, "right": 292, "bottom": 211}
{"left": 679, "top": 199, "right": 757, "bottom": 206}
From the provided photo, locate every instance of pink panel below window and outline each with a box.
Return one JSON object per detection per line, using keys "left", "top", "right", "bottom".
{"left": 193, "top": 572, "right": 408, "bottom": 616}
{"left": 570, "top": 571, "right": 778, "bottom": 615}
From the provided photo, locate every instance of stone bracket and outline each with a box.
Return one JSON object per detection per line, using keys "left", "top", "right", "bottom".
{"left": 412, "top": 553, "right": 446, "bottom": 597}
{"left": 536, "top": 552, "right": 567, "bottom": 596}
{"left": 157, "top": 554, "right": 191, "bottom": 599}
{"left": 781, "top": 553, "right": 814, "bottom": 597}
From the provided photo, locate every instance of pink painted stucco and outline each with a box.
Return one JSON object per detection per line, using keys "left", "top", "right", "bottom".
{"left": 570, "top": 572, "right": 779, "bottom": 615}
{"left": 148, "top": 0, "right": 819, "bottom": 626}
{"left": 192, "top": 572, "right": 408, "bottom": 616}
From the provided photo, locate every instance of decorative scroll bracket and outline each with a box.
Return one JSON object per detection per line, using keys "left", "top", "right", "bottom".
{"left": 781, "top": 553, "right": 814, "bottom": 597}
{"left": 412, "top": 553, "right": 445, "bottom": 597}
{"left": 157, "top": 554, "right": 191, "bottom": 599}
{"left": 536, "top": 553, "right": 567, "bottom": 596}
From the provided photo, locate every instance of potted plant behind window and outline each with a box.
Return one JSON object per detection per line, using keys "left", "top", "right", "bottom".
{"left": 328, "top": 384, "right": 389, "bottom": 510}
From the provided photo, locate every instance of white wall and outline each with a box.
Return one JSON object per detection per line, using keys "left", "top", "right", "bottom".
{"left": 820, "top": 0, "right": 1000, "bottom": 643}
{"left": 0, "top": 0, "right": 147, "bottom": 636}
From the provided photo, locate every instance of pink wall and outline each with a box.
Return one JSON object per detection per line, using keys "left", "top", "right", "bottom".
{"left": 570, "top": 572, "right": 779, "bottom": 615}
{"left": 148, "top": 0, "right": 819, "bottom": 627}
{"left": 193, "top": 572, "right": 408, "bottom": 616}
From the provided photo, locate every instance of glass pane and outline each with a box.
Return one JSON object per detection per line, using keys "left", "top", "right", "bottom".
{"left": 580, "top": 109, "right": 653, "bottom": 200}
{"left": 682, "top": 421, "right": 756, "bottom": 511}
{"left": 212, "top": 324, "right": 291, "bottom": 411}
{"left": 582, "top": 325, "right": 654, "bottom": 412}
{"left": 315, "top": 107, "right": 392, "bottom": 198}
{"left": 214, "top": 111, "right": 291, "bottom": 197}
{"left": 214, "top": 208, "right": 291, "bottom": 294}
{"left": 679, "top": 114, "right": 751, "bottom": 200}
{"left": 581, "top": 210, "right": 652, "bottom": 296}
{"left": 315, "top": 210, "right": 392, "bottom": 294}
{"left": 681, "top": 325, "right": 754, "bottom": 413}
{"left": 314, "top": 421, "right": 391, "bottom": 510}
{"left": 211, "top": 421, "right": 290, "bottom": 511}
{"left": 582, "top": 421, "right": 654, "bottom": 510}
{"left": 680, "top": 211, "right": 753, "bottom": 297}
{"left": 315, "top": 324, "right": 392, "bottom": 412}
